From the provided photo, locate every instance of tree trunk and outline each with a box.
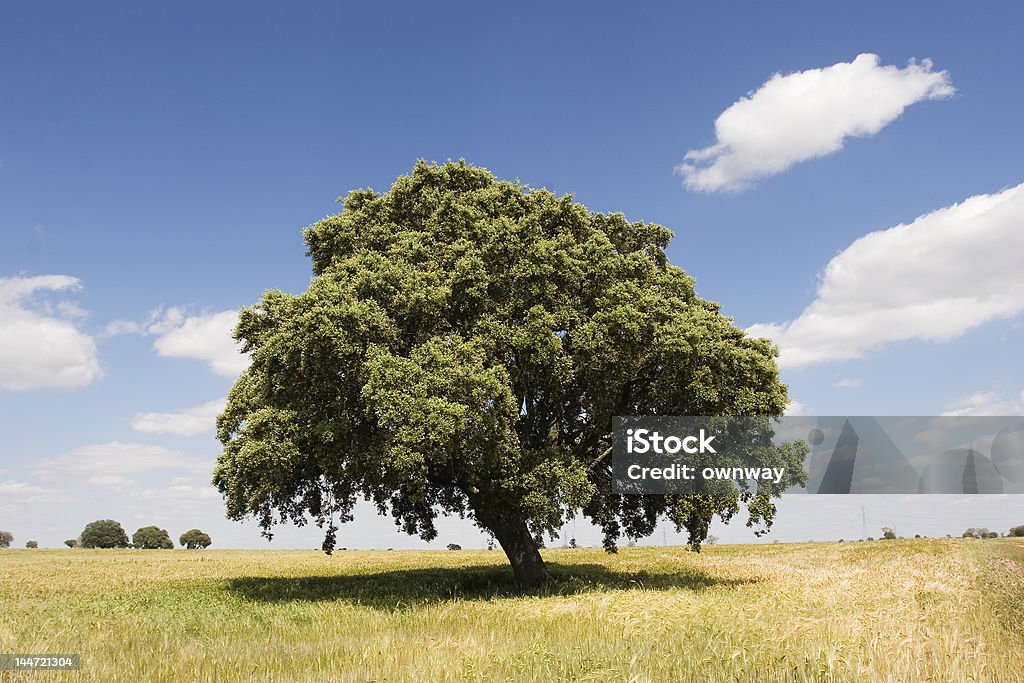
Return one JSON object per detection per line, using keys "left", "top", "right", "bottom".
{"left": 491, "top": 521, "right": 551, "bottom": 589}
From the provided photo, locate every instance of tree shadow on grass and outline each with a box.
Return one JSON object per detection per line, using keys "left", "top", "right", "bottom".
{"left": 226, "top": 562, "right": 755, "bottom": 609}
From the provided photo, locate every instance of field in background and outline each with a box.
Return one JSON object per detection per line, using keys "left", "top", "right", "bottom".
{"left": 1, "top": 539, "right": 1022, "bottom": 681}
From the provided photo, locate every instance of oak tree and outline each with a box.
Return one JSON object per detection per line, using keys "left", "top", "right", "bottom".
{"left": 214, "top": 161, "right": 804, "bottom": 588}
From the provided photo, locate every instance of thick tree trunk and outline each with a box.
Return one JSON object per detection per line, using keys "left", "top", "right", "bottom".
{"left": 491, "top": 521, "right": 551, "bottom": 589}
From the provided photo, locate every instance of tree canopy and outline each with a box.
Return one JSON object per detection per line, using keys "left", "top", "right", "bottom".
{"left": 180, "top": 529, "right": 213, "bottom": 549}
{"left": 214, "top": 160, "right": 805, "bottom": 587}
{"left": 0, "top": 531, "right": 12, "bottom": 548}
{"left": 132, "top": 526, "right": 174, "bottom": 549}
{"left": 80, "top": 519, "right": 130, "bottom": 549}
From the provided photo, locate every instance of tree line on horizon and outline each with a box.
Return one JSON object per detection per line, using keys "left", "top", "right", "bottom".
{"left": 0, "top": 522, "right": 212, "bottom": 549}
{"left": 2, "top": 523, "right": 1022, "bottom": 550}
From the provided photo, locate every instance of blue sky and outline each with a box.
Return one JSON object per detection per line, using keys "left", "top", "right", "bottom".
{"left": 2, "top": 2, "right": 1022, "bottom": 549}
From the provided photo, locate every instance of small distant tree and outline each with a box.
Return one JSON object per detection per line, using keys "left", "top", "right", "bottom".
{"left": 80, "top": 520, "right": 130, "bottom": 549}
{"left": 179, "top": 529, "right": 212, "bottom": 549}
{"left": 26, "top": 540, "right": 38, "bottom": 548}
{"left": 568, "top": 537, "right": 578, "bottom": 549}
{"left": 962, "top": 527, "right": 990, "bottom": 539}
{"left": 706, "top": 535, "right": 719, "bottom": 546}
{"left": 64, "top": 539, "right": 78, "bottom": 548}
{"left": 1010, "top": 525, "right": 1024, "bottom": 537}
{"left": 0, "top": 530, "right": 13, "bottom": 548}
{"left": 446, "top": 543, "right": 462, "bottom": 550}
{"left": 882, "top": 527, "right": 896, "bottom": 540}
{"left": 984, "top": 530, "right": 999, "bottom": 539}
{"left": 132, "top": 526, "right": 173, "bottom": 549}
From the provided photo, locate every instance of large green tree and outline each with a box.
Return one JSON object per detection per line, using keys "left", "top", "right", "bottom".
{"left": 214, "top": 161, "right": 805, "bottom": 588}
{"left": 80, "top": 519, "right": 129, "bottom": 549}
{"left": 132, "top": 525, "right": 174, "bottom": 549}
{"left": 180, "top": 529, "right": 213, "bottom": 549}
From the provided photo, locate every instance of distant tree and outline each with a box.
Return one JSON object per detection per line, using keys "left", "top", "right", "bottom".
{"left": 80, "top": 520, "right": 130, "bottom": 549}
{"left": 1010, "top": 525, "right": 1024, "bottom": 537}
{"left": 706, "top": 535, "right": 719, "bottom": 546}
{"left": 984, "top": 531, "right": 999, "bottom": 539}
{"left": 446, "top": 543, "right": 462, "bottom": 551}
{"left": 568, "top": 537, "right": 578, "bottom": 549}
{"left": 962, "top": 530, "right": 975, "bottom": 538}
{"left": 64, "top": 539, "right": 78, "bottom": 548}
{"left": 26, "top": 540, "right": 38, "bottom": 548}
{"left": 962, "top": 527, "right": 990, "bottom": 539}
{"left": 0, "top": 530, "right": 12, "bottom": 548}
{"left": 866, "top": 537, "right": 874, "bottom": 541}
{"left": 179, "top": 529, "right": 212, "bottom": 549}
{"left": 132, "top": 526, "right": 173, "bottom": 549}
{"left": 882, "top": 527, "right": 897, "bottom": 540}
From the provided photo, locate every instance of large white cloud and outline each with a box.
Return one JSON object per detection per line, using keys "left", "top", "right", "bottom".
{"left": 0, "top": 275, "right": 102, "bottom": 390}
{"left": 107, "top": 306, "right": 249, "bottom": 376}
{"left": 152, "top": 309, "right": 248, "bottom": 376}
{"left": 677, "top": 53, "right": 954, "bottom": 192}
{"left": 747, "top": 183, "right": 1024, "bottom": 367}
{"left": 132, "top": 398, "right": 226, "bottom": 436}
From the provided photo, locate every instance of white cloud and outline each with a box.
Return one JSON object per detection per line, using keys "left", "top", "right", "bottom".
{"left": 32, "top": 442, "right": 213, "bottom": 479}
{"left": 0, "top": 480, "right": 73, "bottom": 503}
{"left": 942, "top": 390, "right": 1024, "bottom": 417}
{"left": 748, "top": 183, "right": 1024, "bottom": 367}
{"left": 785, "top": 400, "right": 808, "bottom": 416}
{"left": 132, "top": 398, "right": 226, "bottom": 436}
{"left": 136, "top": 307, "right": 246, "bottom": 376}
{"left": 0, "top": 275, "right": 102, "bottom": 390}
{"left": 677, "top": 53, "right": 954, "bottom": 192}
{"left": 105, "top": 306, "right": 248, "bottom": 376}
{"left": 833, "top": 378, "right": 863, "bottom": 389}
{"left": 85, "top": 474, "right": 136, "bottom": 490}
{"left": 102, "top": 319, "right": 142, "bottom": 336}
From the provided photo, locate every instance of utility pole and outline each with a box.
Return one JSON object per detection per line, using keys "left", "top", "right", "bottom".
{"left": 861, "top": 506, "right": 868, "bottom": 540}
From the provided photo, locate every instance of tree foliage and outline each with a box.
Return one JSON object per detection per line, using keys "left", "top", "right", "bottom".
{"left": 25, "top": 540, "right": 38, "bottom": 548}
{"left": 214, "top": 161, "right": 805, "bottom": 587}
{"left": 80, "top": 520, "right": 130, "bottom": 549}
{"left": 962, "top": 527, "right": 995, "bottom": 539}
{"left": 65, "top": 539, "right": 78, "bottom": 548}
{"left": 1010, "top": 525, "right": 1024, "bottom": 538}
{"left": 179, "top": 529, "right": 213, "bottom": 549}
{"left": 0, "top": 530, "right": 12, "bottom": 548}
{"left": 132, "top": 526, "right": 174, "bottom": 549}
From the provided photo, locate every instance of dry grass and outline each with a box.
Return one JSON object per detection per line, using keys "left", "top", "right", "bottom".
{"left": 1, "top": 539, "right": 1021, "bottom": 681}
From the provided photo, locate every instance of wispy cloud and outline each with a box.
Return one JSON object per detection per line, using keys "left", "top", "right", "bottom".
{"left": 0, "top": 275, "right": 101, "bottom": 390}
{"left": 0, "top": 480, "right": 74, "bottom": 503}
{"left": 32, "top": 442, "right": 213, "bottom": 480}
{"left": 942, "top": 390, "right": 1024, "bottom": 416}
{"left": 132, "top": 398, "right": 226, "bottom": 436}
{"left": 677, "top": 54, "right": 954, "bottom": 192}
{"left": 833, "top": 378, "right": 863, "bottom": 389}
{"left": 747, "top": 183, "right": 1024, "bottom": 367}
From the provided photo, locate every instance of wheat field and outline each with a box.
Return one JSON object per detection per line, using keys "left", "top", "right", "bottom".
{"left": 1, "top": 539, "right": 1021, "bottom": 682}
